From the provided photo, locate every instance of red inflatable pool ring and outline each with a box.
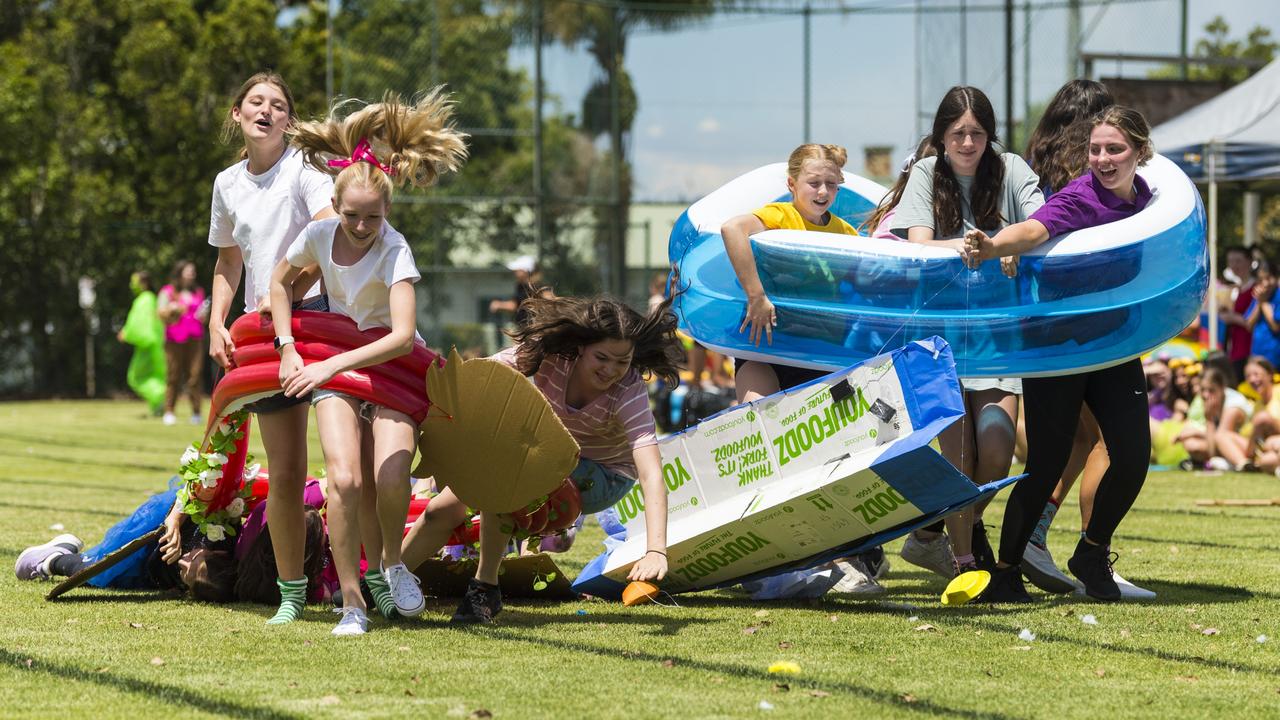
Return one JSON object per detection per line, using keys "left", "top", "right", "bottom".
{"left": 201, "top": 311, "right": 585, "bottom": 542}
{"left": 196, "top": 311, "right": 442, "bottom": 516}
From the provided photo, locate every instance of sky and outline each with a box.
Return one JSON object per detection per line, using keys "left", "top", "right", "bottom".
{"left": 508, "top": 0, "right": 1280, "bottom": 202}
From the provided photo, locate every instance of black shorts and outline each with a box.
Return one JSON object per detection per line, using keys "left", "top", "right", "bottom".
{"left": 242, "top": 295, "right": 329, "bottom": 415}
{"left": 732, "top": 357, "right": 827, "bottom": 392}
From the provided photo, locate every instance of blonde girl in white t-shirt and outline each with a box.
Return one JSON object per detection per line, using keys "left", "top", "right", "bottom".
{"left": 268, "top": 90, "right": 468, "bottom": 636}
{"left": 207, "top": 72, "right": 336, "bottom": 626}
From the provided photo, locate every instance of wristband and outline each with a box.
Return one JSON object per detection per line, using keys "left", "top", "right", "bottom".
{"left": 274, "top": 335, "right": 295, "bottom": 351}
{"left": 645, "top": 550, "right": 667, "bottom": 558}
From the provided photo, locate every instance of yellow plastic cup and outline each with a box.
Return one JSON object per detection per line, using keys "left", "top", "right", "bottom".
{"left": 941, "top": 570, "right": 991, "bottom": 606}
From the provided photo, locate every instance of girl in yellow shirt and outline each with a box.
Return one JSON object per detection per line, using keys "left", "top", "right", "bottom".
{"left": 720, "top": 143, "right": 859, "bottom": 402}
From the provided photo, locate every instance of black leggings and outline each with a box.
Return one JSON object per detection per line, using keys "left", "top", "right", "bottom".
{"left": 998, "top": 358, "right": 1150, "bottom": 565}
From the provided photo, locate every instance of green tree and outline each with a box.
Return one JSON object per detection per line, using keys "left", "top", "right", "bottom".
{"left": 535, "top": 0, "right": 719, "bottom": 295}
{"left": 1151, "top": 15, "right": 1277, "bottom": 82}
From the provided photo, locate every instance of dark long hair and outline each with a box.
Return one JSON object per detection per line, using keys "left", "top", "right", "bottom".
{"left": 234, "top": 508, "right": 328, "bottom": 604}
{"left": 1025, "top": 79, "right": 1114, "bottom": 192}
{"left": 508, "top": 277, "right": 685, "bottom": 386}
{"left": 929, "top": 86, "right": 1004, "bottom": 235}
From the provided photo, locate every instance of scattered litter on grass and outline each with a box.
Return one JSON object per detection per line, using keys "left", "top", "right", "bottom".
{"left": 1258, "top": 635, "right": 1269, "bottom": 643}
{"left": 914, "top": 624, "right": 938, "bottom": 633}
{"left": 1094, "top": 668, "right": 1107, "bottom": 678}
{"left": 398, "top": 646, "right": 410, "bottom": 652}
{"left": 828, "top": 615, "right": 839, "bottom": 622}
{"left": 808, "top": 690, "right": 831, "bottom": 698}
{"left": 404, "top": 689, "right": 415, "bottom": 697}
{"left": 468, "top": 710, "right": 492, "bottom": 719}
{"left": 661, "top": 659, "right": 676, "bottom": 668}
{"left": 777, "top": 641, "right": 792, "bottom": 649}
{"left": 1018, "top": 629, "right": 1036, "bottom": 642}
{"left": 49, "top": 523, "right": 64, "bottom": 531}
{"left": 95, "top": 667, "right": 110, "bottom": 673}
{"left": 1202, "top": 628, "right": 1220, "bottom": 636}
{"left": 754, "top": 610, "right": 771, "bottom": 618}
{"left": 318, "top": 696, "right": 340, "bottom": 706}
{"left": 908, "top": 616, "right": 919, "bottom": 622}
{"left": 1176, "top": 675, "right": 1199, "bottom": 683}
{"left": 772, "top": 683, "right": 790, "bottom": 693}
{"left": 129, "top": 622, "right": 143, "bottom": 629}
{"left": 1169, "top": 546, "right": 1179, "bottom": 555}
{"left": 1081, "top": 614, "right": 1098, "bottom": 626}
{"left": 768, "top": 661, "right": 801, "bottom": 675}
{"left": 758, "top": 700, "right": 775, "bottom": 711}
{"left": 1012, "top": 646, "right": 1032, "bottom": 651}
{"left": 149, "top": 657, "right": 165, "bottom": 666}
{"left": 576, "top": 609, "right": 588, "bottom": 616}
{"left": 1120, "top": 629, "right": 1132, "bottom": 638}
{"left": 899, "top": 693, "right": 917, "bottom": 704}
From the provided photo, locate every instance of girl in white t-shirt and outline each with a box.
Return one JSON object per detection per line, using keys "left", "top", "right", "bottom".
{"left": 268, "top": 90, "right": 468, "bottom": 637}
{"left": 206, "top": 72, "right": 336, "bottom": 626}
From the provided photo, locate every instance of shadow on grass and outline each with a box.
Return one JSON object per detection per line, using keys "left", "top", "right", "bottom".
{"left": 1107, "top": 531, "right": 1280, "bottom": 554}
{"left": 43, "top": 591, "right": 181, "bottom": 604}
{"left": 0, "top": 449, "right": 171, "bottom": 474}
{"left": 1125, "top": 506, "right": 1280, "bottom": 523}
{"left": 959, "top": 616, "right": 1279, "bottom": 676}
{"left": 456, "top": 626, "right": 1026, "bottom": 719}
{"left": 0, "top": 476, "right": 157, "bottom": 495}
{"left": 0, "top": 647, "right": 303, "bottom": 720}
{"left": 0, "top": 500, "right": 130, "bottom": 519}
{"left": 0, "top": 430, "right": 177, "bottom": 456}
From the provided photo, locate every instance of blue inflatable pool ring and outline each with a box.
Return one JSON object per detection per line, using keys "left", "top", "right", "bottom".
{"left": 669, "top": 155, "right": 1208, "bottom": 378}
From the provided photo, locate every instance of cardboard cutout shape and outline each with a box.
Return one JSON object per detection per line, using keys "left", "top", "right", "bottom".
{"left": 414, "top": 349, "right": 580, "bottom": 513}
{"left": 46, "top": 528, "right": 164, "bottom": 601}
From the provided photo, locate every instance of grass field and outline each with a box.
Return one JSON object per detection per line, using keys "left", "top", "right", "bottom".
{"left": 1, "top": 400, "right": 1278, "bottom": 719}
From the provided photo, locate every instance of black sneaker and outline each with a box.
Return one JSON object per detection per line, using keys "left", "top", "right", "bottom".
{"left": 450, "top": 579, "right": 503, "bottom": 624}
{"left": 971, "top": 521, "right": 996, "bottom": 571}
{"left": 975, "top": 565, "right": 1035, "bottom": 603}
{"left": 1067, "top": 539, "right": 1121, "bottom": 601}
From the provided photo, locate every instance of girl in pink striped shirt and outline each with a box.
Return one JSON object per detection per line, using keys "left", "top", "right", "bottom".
{"left": 401, "top": 292, "right": 685, "bottom": 623}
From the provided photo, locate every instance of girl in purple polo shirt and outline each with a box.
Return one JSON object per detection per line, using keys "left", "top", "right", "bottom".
{"left": 962, "top": 106, "right": 1155, "bottom": 602}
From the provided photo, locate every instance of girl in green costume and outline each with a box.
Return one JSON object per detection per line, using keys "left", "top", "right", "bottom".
{"left": 118, "top": 271, "right": 167, "bottom": 414}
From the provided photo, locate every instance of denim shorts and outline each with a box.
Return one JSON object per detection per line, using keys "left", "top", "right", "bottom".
{"left": 243, "top": 295, "right": 329, "bottom": 415}
{"left": 311, "top": 388, "right": 377, "bottom": 423}
{"left": 571, "top": 458, "right": 637, "bottom": 514}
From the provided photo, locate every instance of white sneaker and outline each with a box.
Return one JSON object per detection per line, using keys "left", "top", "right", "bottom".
{"left": 331, "top": 606, "right": 369, "bottom": 636}
{"left": 162, "top": 412, "right": 177, "bottom": 426}
{"left": 899, "top": 531, "right": 955, "bottom": 579}
{"left": 384, "top": 563, "right": 426, "bottom": 617}
{"left": 1021, "top": 543, "right": 1081, "bottom": 594}
{"left": 1113, "top": 571, "right": 1157, "bottom": 600}
{"left": 15, "top": 534, "right": 83, "bottom": 580}
{"left": 189, "top": 414, "right": 202, "bottom": 426}
{"left": 1204, "top": 456, "right": 1231, "bottom": 471}
{"left": 829, "top": 559, "right": 886, "bottom": 595}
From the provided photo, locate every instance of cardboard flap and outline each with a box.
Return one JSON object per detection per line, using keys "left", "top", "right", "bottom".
{"left": 415, "top": 350, "right": 580, "bottom": 513}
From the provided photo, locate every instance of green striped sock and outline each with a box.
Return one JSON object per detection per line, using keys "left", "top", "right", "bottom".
{"left": 266, "top": 578, "right": 308, "bottom": 625}
{"left": 364, "top": 570, "right": 398, "bottom": 620}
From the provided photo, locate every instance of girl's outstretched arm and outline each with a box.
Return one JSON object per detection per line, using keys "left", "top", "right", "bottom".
{"left": 208, "top": 245, "right": 244, "bottom": 369}
{"left": 722, "top": 214, "right": 775, "bottom": 346}
{"left": 627, "top": 443, "right": 668, "bottom": 582}
{"left": 963, "top": 219, "right": 1050, "bottom": 267}
{"left": 282, "top": 280, "right": 417, "bottom": 397}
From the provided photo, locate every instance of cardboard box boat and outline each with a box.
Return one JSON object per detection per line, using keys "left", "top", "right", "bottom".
{"left": 572, "top": 337, "right": 1023, "bottom": 598}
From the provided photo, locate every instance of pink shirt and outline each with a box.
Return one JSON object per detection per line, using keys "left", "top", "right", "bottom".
{"left": 493, "top": 346, "right": 657, "bottom": 476}
{"left": 160, "top": 284, "right": 206, "bottom": 344}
